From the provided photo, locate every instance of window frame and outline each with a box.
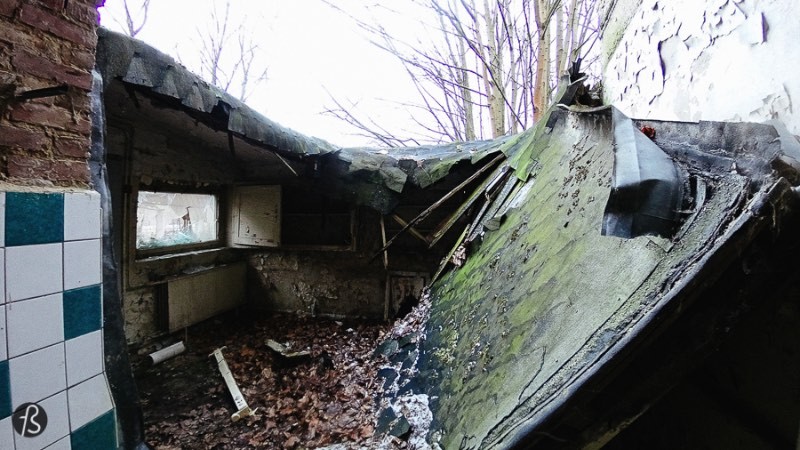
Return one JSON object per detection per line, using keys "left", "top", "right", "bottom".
{"left": 132, "top": 183, "right": 226, "bottom": 259}
{"left": 279, "top": 187, "right": 357, "bottom": 251}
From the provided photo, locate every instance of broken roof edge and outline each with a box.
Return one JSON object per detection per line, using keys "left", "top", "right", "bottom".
{"left": 500, "top": 178, "right": 798, "bottom": 449}
{"left": 94, "top": 28, "right": 338, "bottom": 159}
{"left": 92, "top": 29, "right": 522, "bottom": 207}
{"left": 408, "top": 105, "right": 800, "bottom": 448}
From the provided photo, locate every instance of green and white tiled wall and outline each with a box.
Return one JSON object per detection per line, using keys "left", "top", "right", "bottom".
{"left": 0, "top": 191, "right": 117, "bottom": 450}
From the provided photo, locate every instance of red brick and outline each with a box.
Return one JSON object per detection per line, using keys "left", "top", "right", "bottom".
{"left": 54, "top": 134, "right": 90, "bottom": 158}
{"left": 0, "top": 26, "right": 62, "bottom": 64}
{"left": 10, "top": 102, "right": 91, "bottom": 134}
{"left": 7, "top": 154, "right": 89, "bottom": 183}
{"left": 0, "top": 0, "right": 19, "bottom": 17}
{"left": 19, "top": 4, "right": 96, "bottom": 48}
{"left": 62, "top": 46, "right": 94, "bottom": 69}
{"left": 66, "top": 0, "right": 97, "bottom": 25}
{"left": 0, "top": 124, "right": 48, "bottom": 149}
{"left": 6, "top": 154, "right": 46, "bottom": 177}
{"left": 13, "top": 49, "right": 92, "bottom": 90}
{"left": 51, "top": 159, "right": 90, "bottom": 183}
{"left": 55, "top": 89, "right": 90, "bottom": 111}
{"left": 38, "top": 0, "right": 64, "bottom": 12}
{"left": 0, "top": 23, "right": 32, "bottom": 46}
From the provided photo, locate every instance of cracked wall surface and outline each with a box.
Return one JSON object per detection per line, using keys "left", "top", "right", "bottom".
{"left": 603, "top": 0, "right": 799, "bottom": 134}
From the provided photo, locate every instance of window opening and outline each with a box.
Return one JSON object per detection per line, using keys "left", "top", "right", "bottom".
{"left": 136, "top": 191, "right": 219, "bottom": 250}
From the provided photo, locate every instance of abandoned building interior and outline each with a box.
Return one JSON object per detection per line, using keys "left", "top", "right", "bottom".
{"left": 1, "top": 0, "right": 799, "bottom": 449}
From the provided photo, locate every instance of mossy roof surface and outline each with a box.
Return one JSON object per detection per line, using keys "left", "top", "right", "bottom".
{"left": 416, "top": 109, "right": 781, "bottom": 448}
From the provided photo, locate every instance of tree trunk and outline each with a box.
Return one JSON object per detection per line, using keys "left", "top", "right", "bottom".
{"left": 532, "top": 0, "right": 551, "bottom": 121}
{"left": 459, "top": 38, "right": 477, "bottom": 141}
{"left": 484, "top": 0, "right": 505, "bottom": 137}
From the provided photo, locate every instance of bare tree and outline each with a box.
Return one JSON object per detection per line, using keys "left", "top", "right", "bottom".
{"left": 109, "top": 0, "right": 151, "bottom": 38}
{"left": 196, "top": 0, "right": 268, "bottom": 102}
{"left": 324, "top": 0, "right": 600, "bottom": 146}
{"left": 551, "top": 0, "right": 602, "bottom": 100}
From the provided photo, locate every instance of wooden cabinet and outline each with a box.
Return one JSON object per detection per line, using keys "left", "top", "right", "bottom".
{"left": 228, "top": 185, "right": 281, "bottom": 247}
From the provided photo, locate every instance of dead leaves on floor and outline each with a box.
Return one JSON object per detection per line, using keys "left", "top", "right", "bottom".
{"left": 137, "top": 313, "right": 398, "bottom": 449}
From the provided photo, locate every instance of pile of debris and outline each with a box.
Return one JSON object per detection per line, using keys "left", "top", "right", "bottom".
{"left": 135, "top": 304, "right": 434, "bottom": 449}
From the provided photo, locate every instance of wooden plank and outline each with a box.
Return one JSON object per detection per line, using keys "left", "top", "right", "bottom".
{"left": 390, "top": 214, "right": 430, "bottom": 244}
{"left": 427, "top": 165, "right": 510, "bottom": 248}
{"left": 370, "top": 152, "right": 505, "bottom": 259}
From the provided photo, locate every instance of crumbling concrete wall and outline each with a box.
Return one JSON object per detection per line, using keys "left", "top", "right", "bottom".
{"left": 247, "top": 248, "right": 384, "bottom": 319}
{"left": 105, "top": 117, "right": 244, "bottom": 346}
{"left": 106, "top": 112, "right": 433, "bottom": 345}
{"left": 602, "top": 0, "right": 799, "bottom": 134}
{"left": 0, "top": 0, "right": 101, "bottom": 186}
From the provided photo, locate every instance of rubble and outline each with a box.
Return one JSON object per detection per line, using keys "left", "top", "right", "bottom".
{"left": 136, "top": 312, "right": 395, "bottom": 449}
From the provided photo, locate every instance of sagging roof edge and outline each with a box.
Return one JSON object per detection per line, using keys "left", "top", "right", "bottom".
{"left": 93, "top": 28, "right": 508, "bottom": 211}
{"left": 502, "top": 179, "right": 797, "bottom": 449}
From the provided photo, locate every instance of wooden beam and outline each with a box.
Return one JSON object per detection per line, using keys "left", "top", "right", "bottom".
{"left": 370, "top": 152, "right": 505, "bottom": 260}
{"left": 391, "top": 214, "right": 430, "bottom": 245}
{"left": 427, "top": 165, "right": 510, "bottom": 248}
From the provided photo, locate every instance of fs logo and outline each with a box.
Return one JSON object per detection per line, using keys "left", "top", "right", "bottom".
{"left": 12, "top": 403, "right": 48, "bottom": 437}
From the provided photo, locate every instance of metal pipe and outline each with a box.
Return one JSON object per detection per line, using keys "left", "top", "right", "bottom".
{"left": 148, "top": 341, "right": 186, "bottom": 365}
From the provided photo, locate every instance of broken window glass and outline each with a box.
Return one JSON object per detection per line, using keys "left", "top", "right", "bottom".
{"left": 136, "top": 191, "right": 218, "bottom": 250}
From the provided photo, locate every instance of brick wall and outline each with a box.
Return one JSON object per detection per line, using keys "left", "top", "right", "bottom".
{"left": 0, "top": 0, "right": 104, "bottom": 187}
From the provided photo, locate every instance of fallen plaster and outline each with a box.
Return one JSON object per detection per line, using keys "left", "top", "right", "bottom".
{"left": 369, "top": 290, "right": 438, "bottom": 449}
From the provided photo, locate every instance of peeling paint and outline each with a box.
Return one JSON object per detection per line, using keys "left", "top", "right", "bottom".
{"left": 603, "top": 0, "right": 799, "bottom": 135}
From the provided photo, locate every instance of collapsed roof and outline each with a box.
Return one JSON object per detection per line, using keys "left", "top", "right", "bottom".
{"left": 93, "top": 27, "right": 800, "bottom": 450}
{"left": 376, "top": 103, "right": 800, "bottom": 448}
{"left": 94, "top": 28, "right": 511, "bottom": 213}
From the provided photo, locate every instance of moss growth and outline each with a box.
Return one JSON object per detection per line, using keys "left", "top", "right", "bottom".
{"left": 416, "top": 111, "right": 751, "bottom": 448}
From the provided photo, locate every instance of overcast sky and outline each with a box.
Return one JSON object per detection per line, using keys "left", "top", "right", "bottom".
{"left": 98, "top": 1, "right": 425, "bottom": 147}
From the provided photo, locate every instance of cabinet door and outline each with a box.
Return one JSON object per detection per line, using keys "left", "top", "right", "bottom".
{"left": 229, "top": 185, "right": 281, "bottom": 247}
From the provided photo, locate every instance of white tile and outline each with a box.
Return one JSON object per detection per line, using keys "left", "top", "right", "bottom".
{"left": 67, "top": 374, "right": 112, "bottom": 432}
{"left": 7, "top": 294, "right": 63, "bottom": 358}
{"left": 0, "top": 417, "right": 12, "bottom": 450}
{"left": 65, "top": 330, "right": 103, "bottom": 387}
{"left": 9, "top": 343, "right": 66, "bottom": 405}
{"left": 0, "top": 248, "right": 5, "bottom": 305}
{"left": 44, "top": 436, "right": 71, "bottom": 450}
{"left": 14, "top": 391, "right": 70, "bottom": 450}
{"left": 63, "top": 240, "right": 101, "bottom": 291}
{"left": 64, "top": 192, "right": 102, "bottom": 242}
{"left": 6, "top": 244, "right": 63, "bottom": 302}
{"left": 0, "top": 192, "right": 5, "bottom": 248}
{"left": 0, "top": 305, "right": 5, "bottom": 361}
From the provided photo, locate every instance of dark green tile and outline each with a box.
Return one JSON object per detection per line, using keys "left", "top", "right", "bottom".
{"left": 5, "top": 192, "right": 64, "bottom": 246}
{"left": 0, "top": 360, "right": 9, "bottom": 420}
{"left": 71, "top": 409, "right": 116, "bottom": 450}
{"left": 63, "top": 285, "right": 102, "bottom": 340}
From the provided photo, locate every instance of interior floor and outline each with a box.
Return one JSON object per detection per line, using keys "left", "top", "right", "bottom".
{"left": 133, "top": 311, "right": 394, "bottom": 449}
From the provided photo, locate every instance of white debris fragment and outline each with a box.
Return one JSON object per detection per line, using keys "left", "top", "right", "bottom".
{"left": 393, "top": 394, "right": 434, "bottom": 450}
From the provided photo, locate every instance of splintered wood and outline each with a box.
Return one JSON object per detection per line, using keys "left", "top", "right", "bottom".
{"left": 210, "top": 347, "right": 257, "bottom": 421}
